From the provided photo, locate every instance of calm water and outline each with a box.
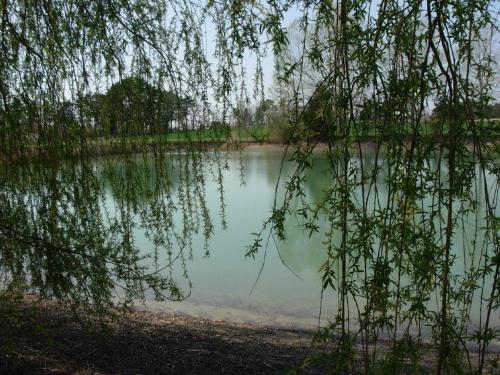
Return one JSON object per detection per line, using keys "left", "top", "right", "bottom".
{"left": 100, "top": 149, "right": 498, "bottom": 331}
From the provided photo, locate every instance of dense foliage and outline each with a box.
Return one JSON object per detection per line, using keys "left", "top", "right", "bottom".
{"left": 1, "top": 0, "right": 499, "bottom": 373}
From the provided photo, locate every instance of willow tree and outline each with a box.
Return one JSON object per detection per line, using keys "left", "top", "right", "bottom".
{"left": 0, "top": 0, "right": 230, "bottom": 313}
{"left": 249, "top": 1, "right": 499, "bottom": 373}
{"left": 1, "top": 0, "right": 499, "bottom": 374}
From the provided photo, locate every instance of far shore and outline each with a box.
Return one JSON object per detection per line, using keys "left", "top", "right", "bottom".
{"left": 2, "top": 132, "right": 498, "bottom": 163}
{"left": 84, "top": 137, "right": 499, "bottom": 162}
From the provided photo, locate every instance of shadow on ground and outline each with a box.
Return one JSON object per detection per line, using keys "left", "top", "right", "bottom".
{"left": 0, "top": 296, "right": 321, "bottom": 374}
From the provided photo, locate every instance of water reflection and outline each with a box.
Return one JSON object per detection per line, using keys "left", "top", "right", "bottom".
{"left": 1, "top": 148, "right": 497, "bottom": 334}
{"left": 95, "top": 149, "right": 498, "bottom": 332}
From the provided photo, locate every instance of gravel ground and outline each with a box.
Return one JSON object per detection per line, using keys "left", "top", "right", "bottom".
{"left": 2, "top": 295, "right": 498, "bottom": 374}
{"left": 0, "top": 295, "right": 321, "bottom": 374}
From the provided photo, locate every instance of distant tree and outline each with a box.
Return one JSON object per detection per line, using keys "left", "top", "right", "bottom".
{"left": 254, "top": 99, "right": 273, "bottom": 126}
{"left": 78, "top": 94, "right": 107, "bottom": 137}
{"left": 431, "top": 98, "right": 468, "bottom": 122}
{"left": 103, "top": 77, "right": 178, "bottom": 136}
{"left": 302, "top": 85, "right": 336, "bottom": 141}
{"left": 233, "top": 105, "right": 254, "bottom": 127}
{"left": 487, "top": 102, "right": 500, "bottom": 118}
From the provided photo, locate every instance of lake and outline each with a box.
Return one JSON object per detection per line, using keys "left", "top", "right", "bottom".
{"left": 96, "top": 146, "right": 499, "bottom": 334}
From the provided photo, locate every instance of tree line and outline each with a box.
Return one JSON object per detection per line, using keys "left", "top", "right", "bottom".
{"left": 1, "top": 76, "right": 193, "bottom": 142}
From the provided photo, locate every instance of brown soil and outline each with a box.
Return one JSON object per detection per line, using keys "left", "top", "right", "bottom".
{"left": 1, "top": 295, "right": 499, "bottom": 374}
{"left": 0, "top": 295, "right": 320, "bottom": 375}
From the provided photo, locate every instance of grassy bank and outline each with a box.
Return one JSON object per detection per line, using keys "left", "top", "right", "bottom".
{"left": 4, "top": 122, "right": 498, "bottom": 162}
{"left": 87, "top": 120, "right": 500, "bottom": 154}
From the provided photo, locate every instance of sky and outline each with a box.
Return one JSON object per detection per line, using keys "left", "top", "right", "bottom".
{"left": 80, "top": 1, "right": 499, "bottom": 108}
{"left": 201, "top": 3, "right": 304, "bottom": 104}
{"left": 202, "top": 1, "right": 499, "bottom": 109}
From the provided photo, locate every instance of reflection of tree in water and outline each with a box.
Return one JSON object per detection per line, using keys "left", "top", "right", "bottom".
{"left": 99, "top": 154, "right": 178, "bottom": 204}
{"left": 0, "top": 150, "right": 225, "bottom": 311}
{"left": 240, "top": 150, "right": 294, "bottom": 189}
{"left": 279, "top": 152, "right": 380, "bottom": 275}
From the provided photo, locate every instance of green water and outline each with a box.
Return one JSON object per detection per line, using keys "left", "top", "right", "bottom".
{"left": 99, "top": 149, "right": 498, "bottom": 331}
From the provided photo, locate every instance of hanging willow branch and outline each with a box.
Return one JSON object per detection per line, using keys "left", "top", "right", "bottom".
{"left": 0, "top": 0, "right": 498, "bottom": 373}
